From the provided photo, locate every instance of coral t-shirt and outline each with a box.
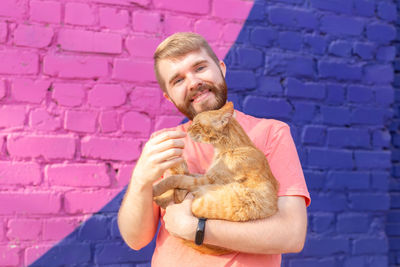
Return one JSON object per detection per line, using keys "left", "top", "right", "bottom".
{"left": 151, "top": 110, "right": 310, "bottom": 267}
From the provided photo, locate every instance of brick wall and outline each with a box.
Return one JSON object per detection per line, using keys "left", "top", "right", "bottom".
{"left": 0, "top": 0, "right": 397, "bottom": 266}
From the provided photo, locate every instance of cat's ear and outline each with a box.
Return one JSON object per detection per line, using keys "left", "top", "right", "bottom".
{"left": 214, "top": 103, "right": 233, "bottom": 129}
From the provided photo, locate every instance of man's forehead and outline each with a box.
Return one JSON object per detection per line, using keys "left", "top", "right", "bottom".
{"left": 161, "top": 48, "right": 212, "bottom": 66}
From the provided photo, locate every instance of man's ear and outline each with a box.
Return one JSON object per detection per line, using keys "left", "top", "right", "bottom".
{"left": 219, "top": 60, "right": 226, "bottom": 77}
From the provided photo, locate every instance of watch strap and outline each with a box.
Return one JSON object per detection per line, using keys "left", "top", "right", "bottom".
{"left": 195, "top": 218, "right": 207, "bottom": 245}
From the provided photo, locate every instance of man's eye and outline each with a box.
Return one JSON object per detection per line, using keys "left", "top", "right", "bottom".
{"left": 174, "top": 78, "right": 183, "bottom": 85}
{"left": 196, "top": 66, "right": 205, "bottom": 72}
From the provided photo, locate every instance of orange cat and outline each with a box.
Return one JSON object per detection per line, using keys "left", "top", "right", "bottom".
{"left": 153, "top": 102, "right": 279, "bottom": 255}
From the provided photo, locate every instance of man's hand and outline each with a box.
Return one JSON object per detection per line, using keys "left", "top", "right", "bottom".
{"left": 132, "top": 129, "right": 186, "bottom": 188}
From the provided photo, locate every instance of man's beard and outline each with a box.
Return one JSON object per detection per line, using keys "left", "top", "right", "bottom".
{"left": 171, "top": 79, "right": 227, "bottom": 121}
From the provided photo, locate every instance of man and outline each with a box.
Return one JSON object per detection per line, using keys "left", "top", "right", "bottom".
{"left": 118, "top": 32, "right": 310, "bottom": 266}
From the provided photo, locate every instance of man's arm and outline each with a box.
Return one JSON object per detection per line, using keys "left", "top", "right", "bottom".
{"left": 163, "top": 195, "right": 308, "bottom": 254}
{"left": 118, "top": 130, "right": 187, "bottom": 250}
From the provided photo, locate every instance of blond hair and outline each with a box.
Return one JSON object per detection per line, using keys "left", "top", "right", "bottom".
{"left": 153, "top": 32, "right": 219, "bottom": 92}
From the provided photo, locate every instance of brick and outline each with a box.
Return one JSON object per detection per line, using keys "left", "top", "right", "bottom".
{"left": 304, "top": 34, "right": 326, "bottom": 55}
{"left": 256, "top": 77, "right": 283, "bottom": 96}
{"left": 243, "top": 96, "right": 292, "bottom": 119}
{"left": 59, "top": 29, "right": 122, "bottom": 54}
{"left": 154, "top": 116, "right": 184, "bottom": 132}
{"left": 320, "top": 15, "right": 364, "bottom": 36}
{"left": 44, "top": 55, "right": 108, "bottom": 79}
{"left": 301, "top": 125, "right": 326, "bottom": 145}
{"left": 353, "top": 237, "right": 388, "bottom": 254}
{"left": 121, "top": 112, "right": 151, "bottom": 136}
{"left": 378, "top": 87, "right": 395, "bottom": 105}
{"left": 308, "top": 148, "right": 353, "bottom": 169}
{"left": 130, "top": 87, "right": 162, "bottom": 114}
{"left": 0, "top": 50, "right": 38, "bottom": 74}
{"left": 7, "top": 134, "right": 76, "bottom": 160}
{"left": 115, "top": 164, "right": 133, "bottom": 188}
{"left": 90, "top": 0, "right": 150, "bottom": 6}
{"left": 64, "top": 189, "right": 119, "bottom": 214}
{"left": 250, "top": 27, "right": 277, "bottom": 46}
{"left": 112, "top": 59, "right": 154, "bottom": 82}
{"left": 267, "top": 6, "right": 317, "bottom": 29}
{"left": 310, "top": 0, "right": 352, "bottom": 14}
{"left": 371, "top": 172, "right": 389, "bottom": 191}
{"left": 337, "top": 213, "right": 370, "bottom": 233}
{"left": 353, "top": 42, "right": 375, "bottom": 60}
{"left": 46, "top": 163, "right": 110, "bottom": 187}
{"left": 286, "top": 56, "right": 315, "bottom": 78}
{"left": 0, "top": 105, "right": 26, "bottom": 128}
{"left": 99, "top": 7, "right": 129, "bottom": 30}
{"left": 292, "top": 102, "right": 315, "bottom": 123}
{"left": 0, "top": 22, "right": 6, "bottom": 43}
{"left": 351, "top": 108, "right": 386, "bottom": 125}
{"left": 312, "top": 213, "right": 334, "bottom": 233}
{"left": 350, "top": 193, "right": 390, "bottom": 211}
{"left": 88, "top": 84, "right": 126, "bottom": 107}
{"left": 65, "top": 110, "right": 97, "bottom": 133}
{"left": 7, "top": 219, "right": 41, "bottom": 241}
{"left": 94, "top": 242, "right": 154, "bottom": 264}
{"left": 327, "top": 128, "right": 370, "bottom": 148}
{"left": 29, "top": 108, "right": 61, "bottom": 131}
{"left": 366, "top": 23, "right": 396, "bottom": 44}
{"left": 321, "top": 106, "right": 350, "bottom": 126}
{"left": 325, "top": 84, "right": 345, "bottom": 104}
{"left": 354, "top": 151, "right": 391, "bottom": 169}
{"left": 278, "top": 31, "right": 302, "bottom": 51}
{"left": 126, "top": 35, "right": 161, "bottom": 59}
{"left": 11, "top": 79, "right": 50, "bottom": 103}
{"left": 348, "top": 85, "right": 373, "bottom": 103}
{"left": 354, "top": 0, "right": 375, "bottom": 17}
{"left": 222, "top": 23, "right": 242, "bottom": 43}
{"left": 43, "top": 218, "right": 79, "bottom": 240}
{"left": 327, "top": 171, "right": 369, "bottom": 190}
{"left": 29, "top": 244, "right": 91, "bottom": 265}
{"left": 377, "top": 46, "right": 396, "bottom": 62}
{"left": 0, "top": 0, "right": 25, "bottom": 19}
{"left": 78, "top": 215, "right": 109, "bottom": 241}
{"left": 0, "top": 246, "right": 19, "bottom": 266}
{"left": 225, "top": 70, "right": 256, "bottom": 91}
{"left": 81, "top": 136, "right": 141, "bottom": 161}
{"left": 391, "top": 193, "right": 400, "bottom": 209}
{"left": 328, "top": 40, "right": 351, "bottom": 57}
{"left": 194, "top": 20, "right": 222, "bottom": 42}
{"left": 285, "top": 78, "right": 325, "bottom": 99}
{"left": 373, "top": 130, "right": 391, "bottom": 148}
{"left": 52, "top": 83, "right": 85, "bottom": 107}
{"left": 302, "top": 236, "right": 349, "bottom": 256}
{"left": 290, "top": 259, "right": 335, "bottom": 267}
{"left": 0, "top": 191, "right": 61, "bottom": 214}
{"left": 99, "top": 111, "right": 119, "bottom": 133}
{"left": 30, "top": 0, "right": 61, "bottom": 23}
{"left": 377, "top": 2, "right": 397, "bottom": 22}
{"left": 364, "top": 64, "right": 394, "bottom": 84}
{"left": 236, "top": 47, "right": 263, "bottom": 69}
{"left": 164, "top": 15, "right": 193, "bottom": 36}
{"left": 343, "top": 257, "right": 366, "bottom": 267}
{"left": 212, "top": 0, "right": 253, "bottom": 20}
{"left": 0, "top": 161, "right": 41, "bottom": 185}
{"left": 132, "top": 11, "right": 162, "bottom": 33}
{"left": 14, "top": 24, "right": 54, "bottom": 48}
{"left": 318, "top": 60, "right": 362, "bottom": 81}
{"left": 154, "top": 0, "right": 209, "bottom": 14}
{"left": 65, "top": 2, "right": 95, "bottom": 25}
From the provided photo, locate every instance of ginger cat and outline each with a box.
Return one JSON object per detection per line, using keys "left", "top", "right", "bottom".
{"left": 153, "top": 102, "right": 279, "bottom": 255}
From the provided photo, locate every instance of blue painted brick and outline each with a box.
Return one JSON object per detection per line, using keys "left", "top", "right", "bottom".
{"left": 289, "top": 259, "right": 335, "bottom": 267}
{"left": 337, "top": 213, "right": 370, "bottom": 233}
{"left": 348, "top": 85, "right": 373, "bottom": 103}
{"left": 286, "top": 56, "right": 315, "bottom": 78}
{"left": 376, "top": 46, "right": 396, "bottom": 62}
{"left": 353, "top": 237, "right": 388, "bottom": 254}
{"left": 321, "top": 106, "right": 351, "bottom": 126}
{"left": 328, "top": 40, "right": 352, "bottom": 57}
{"left": 308, "top": 193, "right": 348, "bottom": 212}
{"left": 293, "top": 102, "right": 316, "bottom": 122}
{"left": 310, "top": 0, "right": 352, "bottom": 14}
{"left": 393, "top": 135, "right": 400, "bottom": 147}
{"left": 247, "top": 2, "right": 265, "bottom": 21}
{"left": 269, "top": 0, "right": 304, "bottom": 4}
{"left": 391, "top": 193, "right": 400, "bottom": 208}
{"left": 343, "top": 257, "right": 366, "bottom": 267}
{"left": 394, "top": 59, "right": 400, "bottom": 71}
{"left": 278, "top": 31, "right": 302, "bottom": 51}
{"left": 318, "top": 60, "right": 362, "bottom": 81}
{"left": 78, "top": 215, "right": 109, "bottom": 241}
{"left": 370, "top": 256, "right": 388, "bottom": 267}
{"left": 302, "top": 236, "right": 350, "bottom": 256}
{"left": 325, "top": 84, "right": 345, "bottom": 104}
{"left": 387, "top": 224, "right": 400, "bottom": 235}
{"left": 243, "top": 96, "right": 292, "bottom": 119}
{"left": 373, "top": 129, "right": 391, "bottom": 148}
{"left": 375, "top": 87, "right": 394, "bottom": 106}
{"left": 250, "top": 27, "right": 277, "bottom": 46}
{"left": 267, "top": 6, "right": 317, "bottom": 29}
{"left": 366, "top": 23, "right": 396, "bottom": 44}
{"left": 389, "top": 238, "right": 400, "bottom": 250}
{"left": 312, "top": 213, "right": 334, "bottom": 233}
{"left": 225, "top": 70, "right": 256, "bottom": 91}
{"left": 326, "top": 171, "right": 370, "bottom": 190}
{"left": 256, "top": 76, "right": 283, "bottom": 96}
{"left": 394, "top": 74, "right": 400, "bottom": 87}
{"left": 136, "top": 262, "right": 152, "bottom": 267}
{"left": 388, "top": 211, "right": 400, "bottom": 223}
{"left": 94, "top": 242, "right": 155, "bottom": 264}
{"left": 236, "top": 47, "right": 263, "bottom": 69}
{"left": 349, "top": 193, "right": 390, "bottom": 211}
{"left": 31, "top": 244, "right": 91, "bottom": 266}
{"left": 320, "top": 15, "right": 364, "bottom": 36}
{"left": 354, "top": 150, "right": 391, "bottom": 169}
{"left": 377, "top": 2, "right": 397, "bottom": 22}
{"left": 353, "top": 42, "right": 375, "bottom": 60}
{"left": 364, "top": 64, "right": 394, "bottom": 84}
{"left": 285, "top": 78, "right": 325, "bottom": 99}
{"left": 302, "top": 125, "right": 326, "bottom": 145}
{"left": 392, "top": 150, "right": 400, "bottom": 162}
{"left": 354, "top": 0, "right": 375, "bottom": 17}
{"left": 303, "top": 170, "right": 325, "bottom": 190}
{"left": 227, "top": 92, "right": 241, "bottom": 108}
{"left": 308, "top": 148, "right": 353, "bottom": 169}
{"left": 111, "top": 217, "right": 121, "bottom": 239}
{"left": 351, "top": 108, "right": 386, "bottom": 125}
{"left": 304, "top": 34, "right": 327, "bottom": 55}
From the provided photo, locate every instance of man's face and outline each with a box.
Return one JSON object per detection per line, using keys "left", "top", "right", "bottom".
{"left": 158, "top": 48, "right": 228, "bottom": 120}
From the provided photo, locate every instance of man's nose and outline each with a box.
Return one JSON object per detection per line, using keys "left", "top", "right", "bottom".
{"left": 187, "top": 74, "right": 203, "bottom": 91}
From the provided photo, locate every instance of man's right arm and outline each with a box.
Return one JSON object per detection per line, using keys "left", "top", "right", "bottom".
{"left": 117, "top": 130, "right": 187, "bottom": 250}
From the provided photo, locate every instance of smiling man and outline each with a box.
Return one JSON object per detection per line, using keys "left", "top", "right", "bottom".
{"left": 118, "top": 32, "right": 310, "bottom": 267}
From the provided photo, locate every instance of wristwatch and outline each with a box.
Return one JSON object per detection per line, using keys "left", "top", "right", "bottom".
{"left": 195, "top": 218, "right": 207, "bottom": 245}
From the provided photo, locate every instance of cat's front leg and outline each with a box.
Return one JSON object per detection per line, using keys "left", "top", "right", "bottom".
{"left": 152, "top": 174, "right": 188, "bottom": 197}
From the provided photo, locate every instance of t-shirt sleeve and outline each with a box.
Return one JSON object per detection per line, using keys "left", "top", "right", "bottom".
{"left": 264, "top": 123, "right": 311, "bottom": 206}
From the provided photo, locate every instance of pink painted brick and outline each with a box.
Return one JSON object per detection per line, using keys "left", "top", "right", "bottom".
{"left": 64, "top": 110, "right": 97, "bottom": 133}
{"left": 42, "top": 218, "right": 80, "bottom": 240}
{"left": 0, "top": 161, "right": 41, "bottom": 186}
{"left": 126, "top": 35, "right": 161, "bottom": 58}
{"left": 0, "top": 191, "right": 61, "bottom": 214}
{"left": 29, "top": 108, "right": 61, "bottom": 131}
{"left": 81, "top": 136, "right": 141, "bottom": 161}
{"left": 99, "top": 111, "right": 119, "bottom": 133}
{"left": 25, "top": 245, "right": 52, "bottom": 266}
{"left": 130, "top": 86, "right": 161, "bottom": 114}
{"left": 212, "top": 0, "right": 254, "bottom": 20}
{"left": 115, "top": 164, "right": 133, "bottom": 187}
{"left": 14, "top": 24, "right": 54, "bottom": 48}
{"left": 160, "top": 97, "right": 182, "bottom": 115}
{"left": 46, "top": 163, "right": 110, "bottom": 187}
{"left": 11, "top": 79, "right": 50, "bottom": 103}
{"left": 7, "top": 219, "right": 41, "bottom": 241}
{"left": 122, "top": 112, "right": 151, "bottom": 136}
{"left": 0, "top": 105, "right": 26, "bottom": 128}
{"left": 7, "top": 134, "right": 76, "bottom": 160}
{"left": 0, "top": 50, "right": 38, "bottom": 74}
{"left": 0, "top": 246, "right": 19, "bottom": 266}
{"left": 0, "top": 79, "right": 6, "bottom": 100}
{"left": 90, "top": 0, "right": 150, "bottom": 6}
{"left": 0, "top": 0, "right": 26, "bottom": 19}
{"left": 154, "top": 0, "right": 209, "bottom": 14}
{"left": 112, "top": 59, "right": 154, "bottom": 82}
{"left": 132, "top": 11, "right": 162, "bottom": 33}
{"left": 30, "top": 0, "right": 61, "bottom": 23}
{"left": 164, "top": 15, "right": 194, "bottom": 35}
{"left": 88, "top": 84, "right": 126, "bottom": 107}
{"left": 58, "top": 29, "right": 122, "bottom": 54}
{"left": 0, "top": 220, "right": 4, "bottom": 241}
{"left": 222, "top": 23, "right": 243, "bottom": 43}
{"left": 65, "top": 2, "right": 95, "bottom": 26}
{"left": 64, "top": 189, "right": 120, "bottom": 214}
{"left": 43, "top": 54, "right": 108, "bottom": 79}
{"left": 155, "top": 115, "right": 184, "bottom": 132}
{"left": 99, "top": 7, "right": 129, "bottom": 30}
{"left": 0, "top": 22, "right": 7, "bottom": 43}
{"left": 194, "top": 20, "right": 222, "bottom": 42}
{"left": 52, "top": 83, "right": 85, "bottom": 107}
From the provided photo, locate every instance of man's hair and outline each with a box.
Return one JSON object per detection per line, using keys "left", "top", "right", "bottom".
{"left": 153, "top": 32, "right": 220, "bottom": 92}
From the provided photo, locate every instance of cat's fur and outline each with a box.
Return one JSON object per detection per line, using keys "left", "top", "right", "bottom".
{"left": 153, "top": 101, "right": 279, "bottom": 255}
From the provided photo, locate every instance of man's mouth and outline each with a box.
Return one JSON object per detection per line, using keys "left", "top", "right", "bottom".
{"left": 190, "top": 89, "right": 212, "bottom": 103}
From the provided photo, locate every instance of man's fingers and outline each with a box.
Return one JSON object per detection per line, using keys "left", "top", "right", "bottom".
{"left": 150, "top": 130, "right": 186, "bottom": 145}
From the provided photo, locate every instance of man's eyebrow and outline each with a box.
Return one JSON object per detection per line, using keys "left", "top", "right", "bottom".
{"left": 168, "top": 60, "right": 209, "bottom": 86}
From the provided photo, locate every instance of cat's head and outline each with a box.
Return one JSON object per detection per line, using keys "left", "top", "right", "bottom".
{"left": 188, "top": 101, "right": 234, "bottom": 144}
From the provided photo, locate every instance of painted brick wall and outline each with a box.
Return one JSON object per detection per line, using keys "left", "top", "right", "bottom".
{"left": 0, "top": 0, "right": 397, "bottom": 266}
